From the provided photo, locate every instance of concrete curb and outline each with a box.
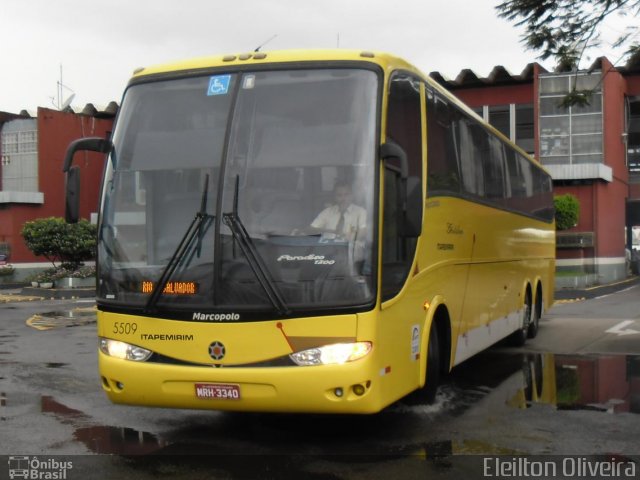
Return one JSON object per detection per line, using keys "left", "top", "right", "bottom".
{"left": 554, "top": 275, "right": 640, "bottom": 302}
{"left": 19, "top": 286, "right": 96, "bottom": 300}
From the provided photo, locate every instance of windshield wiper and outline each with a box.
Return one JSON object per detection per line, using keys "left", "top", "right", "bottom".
{"left": 145, "top": 174, "right": 214, "bottom": 313}
{"left": 222, "top": 175, "right": 290, "bottom": 316}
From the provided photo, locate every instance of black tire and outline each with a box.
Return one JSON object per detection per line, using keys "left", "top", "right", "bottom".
{"left": 404, "top": 321, "right": 441, "bottom": 405}
{"left": 510, "top": 288, "right": 532, "bottom": 347}
{"left": 423, "top": 322, "right": 441, "bottom": 403}
{"left": 527, "top": 287, "right": 542, "bottom": 339}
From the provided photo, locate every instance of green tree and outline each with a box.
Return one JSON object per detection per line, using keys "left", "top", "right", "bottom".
{"left": 497, "top": 0, "right": 640, "bottom": 105}
{"left": 554, "top": 194, "right": 580, "bottom": 231}
{"left": 21, "top": 217, "right": 97, "bottom": 268}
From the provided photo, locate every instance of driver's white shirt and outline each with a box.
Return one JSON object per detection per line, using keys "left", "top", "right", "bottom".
{"left": 311, "top": 203, "right": 366, "bottom": 238}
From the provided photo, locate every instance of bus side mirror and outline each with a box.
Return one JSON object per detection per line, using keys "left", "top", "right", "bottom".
{"left": 63, "top": 137, "right": 112, "bottom": 224}
{"left": 65, "top": 166, "right": 81, "bottom": 224}
{"left": 63, "top": 137, "right": 111, "bottom": 173}
{"left": 380, "top": 141, "right": 408, "bottom": 179}
{"left": 403, "top": 177, "right": 422, "bottom": 237}
{"left": 380, "top": 142, "right": 422, "bottom": 238}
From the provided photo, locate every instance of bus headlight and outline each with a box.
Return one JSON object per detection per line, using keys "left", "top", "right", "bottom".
{"left": 100, "top": 338, "right": 153, "bottom": 362}
{"left": 289, "top": 342, "right": 372, "bottom": 366}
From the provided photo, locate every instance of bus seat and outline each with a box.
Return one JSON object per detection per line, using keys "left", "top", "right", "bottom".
{"left": 247, "top": 191, "right": 307, "bottom": 235}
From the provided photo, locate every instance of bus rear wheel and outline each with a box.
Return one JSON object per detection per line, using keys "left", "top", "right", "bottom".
{"left": 510, "top": 288, "right": 532, "bottom": 347}
{"left": 527, "top": 287, "right": 542, "bottom": 339}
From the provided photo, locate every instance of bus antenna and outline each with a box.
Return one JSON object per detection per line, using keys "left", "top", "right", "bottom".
{"left": 254, "top": 34, "right": 278, "bottom": 52}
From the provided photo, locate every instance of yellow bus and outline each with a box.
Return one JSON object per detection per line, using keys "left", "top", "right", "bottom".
{"left": 64, "top": 50, "right": 555, "bottom": 414}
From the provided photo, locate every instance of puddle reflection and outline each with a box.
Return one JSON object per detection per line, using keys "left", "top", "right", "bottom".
{"left": 448, "top": 352, "right": 640, "bottom": 415}
{"left": 41, "top": 396, "right": 168, "bottom": 455}
{"left": 74, "top": 426, "right": 167, "bottom": 455}
{"left": 38, "top": 352, "right": 640, "bottom": 457}
{"left": 27, "top": 308, "right": 96, "bottom": 330}
{"left": 45, "top": 362, "right": 68, "bottom": 369}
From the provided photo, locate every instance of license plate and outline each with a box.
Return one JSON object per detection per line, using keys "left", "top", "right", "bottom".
{"left": 195, "top": 383, "right": 241, "bottom": 400}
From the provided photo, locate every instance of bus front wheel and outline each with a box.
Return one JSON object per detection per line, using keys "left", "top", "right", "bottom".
{"left": 424, "top": 322, "right": 441, "bottom": 403}
{"left": 404, "top": 321, "right": 441, "bottom": 405}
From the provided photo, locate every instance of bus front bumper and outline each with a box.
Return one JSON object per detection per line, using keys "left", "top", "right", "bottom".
{"left": 98, "top": 351, "right": 384, "bottom": 414}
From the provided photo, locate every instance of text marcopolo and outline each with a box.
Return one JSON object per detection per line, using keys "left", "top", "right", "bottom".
{"left": 193, "top": 312, "right": 241, "bottom": 321}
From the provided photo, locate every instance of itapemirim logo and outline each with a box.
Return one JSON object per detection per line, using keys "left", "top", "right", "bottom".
{"left": 8, "top": 456, "right": 73, "bottom": 479}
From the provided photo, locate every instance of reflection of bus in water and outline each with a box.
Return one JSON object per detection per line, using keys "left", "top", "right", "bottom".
{"left": 64, "top": 50, "right": 555, "bottom": 413}
{"left": 507, "top": 353, "right": 557, "bottom": 409}
{"left": 481, "top": 353, "right": 640, "bottom": 413}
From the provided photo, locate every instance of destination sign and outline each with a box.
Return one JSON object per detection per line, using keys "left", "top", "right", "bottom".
{"left": 141, "top": 281, "right": 198, "bottom": 295}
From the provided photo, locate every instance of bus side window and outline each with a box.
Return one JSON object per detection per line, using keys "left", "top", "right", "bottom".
{"left": 456, "top": 116, "right": 485, "bottom": 197}
{"left": 484, "top": 134, "right": 507, "bottom": 201}
{"left": 382, "top": 73, "right": 424, "bottom": 301}
{"left": 426, "top": 89, "right": 461, "bottom": 195}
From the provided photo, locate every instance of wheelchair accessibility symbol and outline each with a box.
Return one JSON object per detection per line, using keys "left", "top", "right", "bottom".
{"left": 207, "top": 75, "right": 231, "bottom": 96}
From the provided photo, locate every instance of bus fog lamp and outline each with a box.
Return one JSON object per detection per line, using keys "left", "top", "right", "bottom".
{"left": 289, "top": 342, "right": 372, "bottom": 366}
{"left": 100, "top": 338, "right": 153, "bottom": 362}
{"left": 352, "top": 384, "right": 366, "bottom": 396}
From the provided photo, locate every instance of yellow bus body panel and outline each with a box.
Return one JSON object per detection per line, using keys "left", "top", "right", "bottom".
{"left": 416, "top": 196, "right": 554, "bottom": 366}
{"left": 99, "top": 310, "right": 395, "bottom": 413}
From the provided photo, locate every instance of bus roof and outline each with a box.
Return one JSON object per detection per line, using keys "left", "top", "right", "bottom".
{"left": 131, "top": 49, "right": 419, "bottom": 79}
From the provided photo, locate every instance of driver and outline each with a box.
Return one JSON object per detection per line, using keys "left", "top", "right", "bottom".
{"left": 310, "top": 182, "right": 366, "bottom": 241}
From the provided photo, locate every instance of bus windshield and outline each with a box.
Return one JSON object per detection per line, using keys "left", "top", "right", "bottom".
{"left": 97, "top": 68, "right": 378, "bottom": 317}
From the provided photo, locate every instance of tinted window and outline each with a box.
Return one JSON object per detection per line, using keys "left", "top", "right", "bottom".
{"left": 425, "top": 86, "right": 553, "bottom": 223}
{"left": 484, "top": 135, "right": 506, "bottom": 200}
{"left": 426, "top": 89, "right": 461, "bottom": 194}
{"left": 382, "top": 73, "right": 423, "bottom": 300}
{"left": 456, "top": 116, "right": 485, "bottom": 197}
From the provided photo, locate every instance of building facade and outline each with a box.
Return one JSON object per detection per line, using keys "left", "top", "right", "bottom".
{"left": 0, "top": 106, "right": 115, "bottom": 277}
{"left": 432, "top": 57, "right": 640, "bottom": 285}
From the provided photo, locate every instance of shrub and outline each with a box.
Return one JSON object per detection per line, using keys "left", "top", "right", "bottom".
{"left": 56, "top": 264, "right": 96, "bottom": 279}
{"left": 36, "top": 268, "right": 59, "bottom": 283}
{"left": 0, "top": 264, "right": 15, "bottom": 276}
{"left": 21, "top": 217, "right": 97, "bottom": 268}
{"left": 554, "top": 194, "right": 580, "bottom": 231}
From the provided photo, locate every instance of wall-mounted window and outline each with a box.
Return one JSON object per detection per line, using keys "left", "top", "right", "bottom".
{"left": 473, "top": 103, "right": 535, "bottom": 155}
{"left": 1, "top": 119, "right": 39, "bottom": 193}
{"left": 488, "top": 104, "right": 510, "bottom": 138}
{"left": 539, "top": 73, "right": 603, "bottom": 166}
{"left": 515, "top": 104, "right": 535, "bottom": 154}
{"left": 627, "top": 96, "right": 640, "bottom": 181}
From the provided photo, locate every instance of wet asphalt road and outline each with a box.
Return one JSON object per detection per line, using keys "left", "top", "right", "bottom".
{"left": 1, "top": 286, "right": 639, "bottom": 479}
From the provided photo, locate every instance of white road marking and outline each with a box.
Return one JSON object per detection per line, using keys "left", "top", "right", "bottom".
{"left": 605, "top": 320, "right": 640, "bottom": 336}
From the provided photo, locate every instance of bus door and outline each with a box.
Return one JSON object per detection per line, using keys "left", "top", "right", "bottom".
{"left": 379, "top": 72, "right": 424, "bottom": 399}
